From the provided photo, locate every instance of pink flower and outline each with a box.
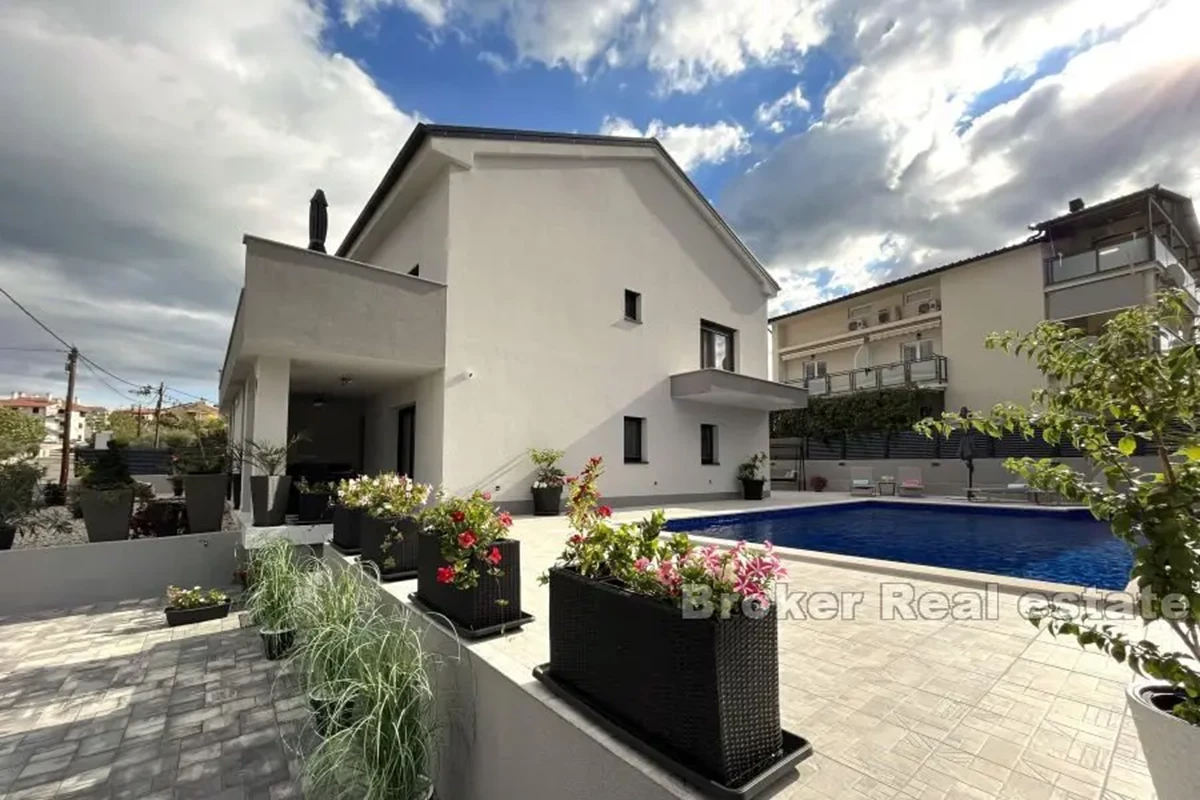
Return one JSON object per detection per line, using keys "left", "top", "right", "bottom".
{"left": 450, "top": 510, "right": 466, "bottom": 524}
{"left": 436, "top": 565, "right": 456, "bottom": 584}
{"left": 486, "top": 546, "right": 502, "bottom": 566}
{"left": 498, "top": 511, "right": 513, "bottom": 528}
{"left": 482, "top": 491, "right": 492, "bottom": 501}
{"left": 457, "top": 531, "right": 477, "bottom": 549}
{"left": 569, "top": 534, "right": 584, "bottom": 545}
{"left": 597, "top": 505, "right": 612, "bottom": 518}
{"left": 634, "top": 557, "right": 651, "bottom": 572}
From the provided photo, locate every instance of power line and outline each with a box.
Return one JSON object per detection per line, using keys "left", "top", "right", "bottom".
{"left": 0, "top": 346, "right": 69, "bottom": 352}
{"left": 0, "top": 284, "right": 74, "bottom": 350}
{"left": 79, "top": 359, "right": 145, "bottom": 404}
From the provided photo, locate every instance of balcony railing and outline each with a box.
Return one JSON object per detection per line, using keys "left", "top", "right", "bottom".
{"left": 1046, "top": 236, "right": 1151, "bottom": 284}
{"left": 788, "top": 355, "right": 948, "bottom": 397}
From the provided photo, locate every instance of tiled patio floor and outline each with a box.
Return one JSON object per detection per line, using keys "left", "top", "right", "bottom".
{"left": 0, "top": 599, "right": 305, "bottom": 800}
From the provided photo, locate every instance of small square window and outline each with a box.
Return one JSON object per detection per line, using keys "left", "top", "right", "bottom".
{"left": 624, "top": 416, "right": 646, "bottom": 463}
{"left": 903, "top": 288, "right": 932, "bottom": 305}
{"left": 624, "top": 290, "right": 641, "bottom": 322}
{"left": 701, "top": 424, "right": 718, "bottom": 465}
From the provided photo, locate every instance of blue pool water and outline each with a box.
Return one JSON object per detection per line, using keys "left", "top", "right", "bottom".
{"left": 665, "top": 502, "right": 1133, "bottom": 589}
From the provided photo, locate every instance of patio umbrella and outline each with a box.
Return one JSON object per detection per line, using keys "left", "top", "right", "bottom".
{"left": 956, "top": 405, "right": 975, "bottom": 493}
{"left": 308, "top": 189, "right": 328, "bottom": 253}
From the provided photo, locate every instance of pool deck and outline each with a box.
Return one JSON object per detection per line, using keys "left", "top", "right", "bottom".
{"left": 0, "top": 490, "right": 1168, "bottom": 799}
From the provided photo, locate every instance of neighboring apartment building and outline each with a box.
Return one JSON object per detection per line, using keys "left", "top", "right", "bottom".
{"left": 772, "top": 186, "right": 1199, "bottom": 414}
{"left": 219, "top": 124, "right": 805, "bottom": 513}
{"left": 0, "top": 392, "right": 90, "bottom": 455}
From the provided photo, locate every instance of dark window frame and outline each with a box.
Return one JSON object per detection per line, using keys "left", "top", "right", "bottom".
{"left": 700, "top": 320, "right": 737, "bottom": 371}
{"left": 624, "top": 416, "right": 646, "bottom": 464}
{"left": 624, "top": 289, "right": 642, "bottom": 322}
{"left": 700, "top": 423, "right": 718, "bottom": 465}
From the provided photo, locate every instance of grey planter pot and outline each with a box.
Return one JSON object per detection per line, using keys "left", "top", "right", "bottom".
{"left": 79, "top": 489, "right": 133, "bottom": 543}
{"left": 251, "top": 476, "right": 292, "bottom": 527}
{"left": 184, "top": 474, "right": 227, "bottom": 533}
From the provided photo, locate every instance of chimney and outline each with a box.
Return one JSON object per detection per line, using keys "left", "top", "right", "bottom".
{"left": 1068, "top": 198, "right": 1085, "bottom": 213}
{"left": 308, "top": 189, "right": 328, "bottom": 253}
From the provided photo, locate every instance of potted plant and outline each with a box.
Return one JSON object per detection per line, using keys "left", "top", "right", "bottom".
{"left": 181, "top": 439, "right": 227, "bottom": 533}
{"left": 536, "top": 456, "right": 804, "bottom": 793}
{"left": 415, "top": 489, "right": 529, "bottom": 637}
{"left": 294, "top": 563, "right": 379, "bottom": 737}
{"left": 164, "top": 585, "right": 231, "bottom": 627}
{"left": 131, "top": 498, "right": 186, "bottom": 538}
{"left": 332, "top": 476, "right": 367, "bottom": 554}
{"left": 245, "top": 434, "right": 305, "bottom": 527}
{"left": 78, "top": 443, "right": 136, "bottom": 542}
{"left": 736, "top": 451, "right": 768, "bottom": 500}
{"left": 168, "top": 456, "right": 185, "bottom": 497}
{"left": 301, "top": 606, "right": 437, "bottom": 799}
{"left": 246, "top": 537, "right": 305, "bottom": 659}
{"left": 297, "top": 478, "right": 335, "bottom": 524}
{"left": 358, "top": 474, "right": 431, "bottom": 582}
{"left": 916, "top": 290, "right": 1200, "bottom": 800}
{"left": 529, "top": 447, "right": 566, "bottom": 515}
{"left": 809, "top": 475, "right": 827, "bottom": 492}
{"left": 0, "top": 460, "right": 44, "bottom": 550}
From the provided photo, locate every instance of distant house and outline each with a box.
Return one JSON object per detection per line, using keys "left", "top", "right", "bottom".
{"left": 0, "top": 392, "right": 89, "bottom": 455}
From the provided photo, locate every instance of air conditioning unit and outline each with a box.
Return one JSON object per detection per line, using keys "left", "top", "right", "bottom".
{"left": 930, "top": 298, "right": 941, "bottom": 311}
{"left": 848, "top": 318, "right": 867, "bottom": 331}
{"left": 917, "top": 302, "right": 932, "bottom": 314}
{"left": 877, "top": 308, "right": 891, "bottom": 324}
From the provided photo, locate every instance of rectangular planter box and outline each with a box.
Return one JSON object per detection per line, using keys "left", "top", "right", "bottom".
{"left": 331, "top": 506, "right": 361, "bottom": 552}
{"left": 416, "top": 535, "right": 523, "bottom": 631}
{"left": 547, "top": 567, "right": 783, "bottom": 787}
{"left": 360, "top": 515, "right": 420, "bottom": 580}
{"left": 79, "top": 489, "right": 134, "bottom": 543}
{"left": 251, "top": 475, "right": 292, "bottom": 527}
{"left": 297, "top": 492, "right": 333, "bottom": 524}
{"left": 164, "top": 600, "right": 231, "bottom": 627}
{"left": 184, "top": 474, "right": 227, "bottom": 533}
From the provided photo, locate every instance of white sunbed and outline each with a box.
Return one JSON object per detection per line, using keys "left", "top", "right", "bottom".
{"left": 850, "top": 468, "right": 875, "bottom": 496}
{"left": 897, "top": 466, "right": 925, "bottom": 497}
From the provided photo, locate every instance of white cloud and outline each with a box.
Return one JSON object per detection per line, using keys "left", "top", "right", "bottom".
{"left": 0, "top": 0, "right": 420, "bottom": 403}
{"left": 342, "top": 0, "right": 449, "bottom": 27}
{"left": 599, "top": 116, "right": 750, "bottom": 171}
{"left": 477, "top": 50, "right": 510, "bottom": 72}
{"left": 755, "top": 85, "right": 811, "bottom": 132}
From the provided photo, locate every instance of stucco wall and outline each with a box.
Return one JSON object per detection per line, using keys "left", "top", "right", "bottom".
{"left": 355, "top": 171, "right": 451, "bottom": 283}
{"left": 363, "top": 372, "right": 446, "bottom": 486}
{"left": 939, "top": 245, "right": 1047, "bottom": 412}
{"left": 438, "top": 154, "right": 772, "bottom": 503}
{"left": 1045, "top": 271, "right": 1148, "bottom": 321}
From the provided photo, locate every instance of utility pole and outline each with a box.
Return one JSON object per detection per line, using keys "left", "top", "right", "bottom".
{"left": 152, "top": 382, "right": 165, "bottom": 448}
{"left": 59, "top": 347, "right": 78, "bottom": 487}
{"left": 135, "top": 404, "right": 143, "bottom": 438}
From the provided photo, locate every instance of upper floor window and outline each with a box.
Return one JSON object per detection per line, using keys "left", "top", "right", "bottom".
{"left": 903, "top": 288, "right": 933, "bottom": 305}
{"left": 408, "top": 264, "right": 420, "bottom": 277}
{"left": 848, "top": 303, "right": 872, "bottom": 318}
{"left": 700, "top": 321, "right": 736, "bottom": 371}
{"left": 624, "top": 290, "right": 642, "bottom": 322}
{"left": 804, "top": 360, "right": 827, "bottom": 380}
{"left": 902, "top": 340, "right": 934, "bottom": 362}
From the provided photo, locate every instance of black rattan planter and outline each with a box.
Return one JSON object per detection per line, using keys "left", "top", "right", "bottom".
{"left": 261, "top": 628, "right": 296, "bottom": 660}
{"left": 360, "top": 515, "right": 419, "bottom": 581}
{"left": 411, "top": 535, "right": 533, "bottom": 639}
{"left": 740, "top": 479, "right": 765, "bottom": 501}
{"left": 298, "top": 492, "right": 332, "bottom": 524}
{"left": 531, "top": 485, "right": 563, "bottom": 516}
{"left": 542, "top": 567, "right": 806, "bottom": 797}
{"left": 0, "top": 524, "right": 15, "bottom": 551}
{"left": 165, "top": 601, "right": 231, "bottom": 627}
{"left": 330, "top": 506, "right": 362, "bottom": 555}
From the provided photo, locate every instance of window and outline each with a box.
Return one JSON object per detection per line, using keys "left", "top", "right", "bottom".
{"left": 902, "top": 340, "right": 935, "bottom": 362}
{"left": 408, "top": 264, "right": 420, "bottom": 277}
{"left": 700, "top": 321, "right": 736, "bottom": 371}
{"left": 624, "top": 416, "right": 646, "bottom": 463}
{"left": 903, "top": 288, "right": 933, "bottom": 305}
{"left": 624, "top": 289, "right": 641, "bottom": 322}
{"left": 803, "top": 360, "right": 827, "bottom": 380}
{"left": 700, "top": 424, "right": 718, "bottom": 465}
{"left": 848, "top": 303, "right": 872, "bottom": 319}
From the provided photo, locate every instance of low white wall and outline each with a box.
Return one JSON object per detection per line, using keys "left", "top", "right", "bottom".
{"left": 0, "top": 532, "right": 239, "bottom": 615}
{"left": 323, "top": 553, "right": 690, "bottom": 800}
{"left": 787, "top": 456, "right": 1159, "bottom": 495}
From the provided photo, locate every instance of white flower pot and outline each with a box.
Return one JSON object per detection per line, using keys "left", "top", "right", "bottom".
{"left": 1126, "top": 679, "right": 1200, "bottom": 800}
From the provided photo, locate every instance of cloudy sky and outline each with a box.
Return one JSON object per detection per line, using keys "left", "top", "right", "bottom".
{"left": 1, "top": 0, "right": 1197, "bottom": 406}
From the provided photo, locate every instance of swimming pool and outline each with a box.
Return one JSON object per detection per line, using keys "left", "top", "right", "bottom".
{"left": 665, "top": 501, "right": 1133, "bottom": 589}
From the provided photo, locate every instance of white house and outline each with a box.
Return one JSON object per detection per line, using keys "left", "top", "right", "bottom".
{"left": 0, "top": 392, "right": 89, "bottom": 456}
{"left": 219, "top": 125, "right": 806, "bottom": 514}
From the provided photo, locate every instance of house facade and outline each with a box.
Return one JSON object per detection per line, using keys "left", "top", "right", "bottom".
{"left": 0, "top": 392, "right": 90, "bottom": 456}
{"left": 772, "top": 186, "right": 1199, "bottom": 415}
{"left": 219, "top": 125, "right": 805, "bottom": 514}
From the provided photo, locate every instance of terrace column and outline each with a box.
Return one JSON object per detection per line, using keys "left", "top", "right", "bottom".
{"left": 247, "top": 356, "right": 290, "bottom": 482}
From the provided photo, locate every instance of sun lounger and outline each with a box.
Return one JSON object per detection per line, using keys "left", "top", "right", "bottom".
{"left": 897, "top": 466, "right": 924, "bottom": 497}
{"left": 850, "top": 467, "right": 875, "bottom": 496}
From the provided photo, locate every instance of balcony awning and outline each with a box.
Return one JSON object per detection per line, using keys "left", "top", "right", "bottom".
{"left": 670, "top": 369, "right": 807, "bottom": 411}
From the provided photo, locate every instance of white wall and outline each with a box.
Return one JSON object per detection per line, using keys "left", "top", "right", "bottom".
{"left": 356, "top": 171, "right": 451, "bottom": 283}
{"left": 363, "top": 372, "right": 445, "bottom": 486}
{"left": 434, "top": 152, "right": 772, "bottom": 504}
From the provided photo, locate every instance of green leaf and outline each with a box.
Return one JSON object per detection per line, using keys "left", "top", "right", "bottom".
{"left": 1179, "top": 444, "right": 1200, "bottom": 462}
{"left": 1118, "top": 435, "right": 1137, "bottom": 457}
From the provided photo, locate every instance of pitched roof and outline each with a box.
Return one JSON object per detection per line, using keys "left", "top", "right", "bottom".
{"left": 335, "top": 123, "right": 780, "bottom": 294}
{"left": 768, "top": 238, "right": 1043, "bottom": 324}
{"left": 0, "top": 398, "right": 55, "bottom": 408}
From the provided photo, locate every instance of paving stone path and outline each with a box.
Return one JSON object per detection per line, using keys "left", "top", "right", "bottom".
{"left": 0, "top": 598, "right": 307, "bottom": 799}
